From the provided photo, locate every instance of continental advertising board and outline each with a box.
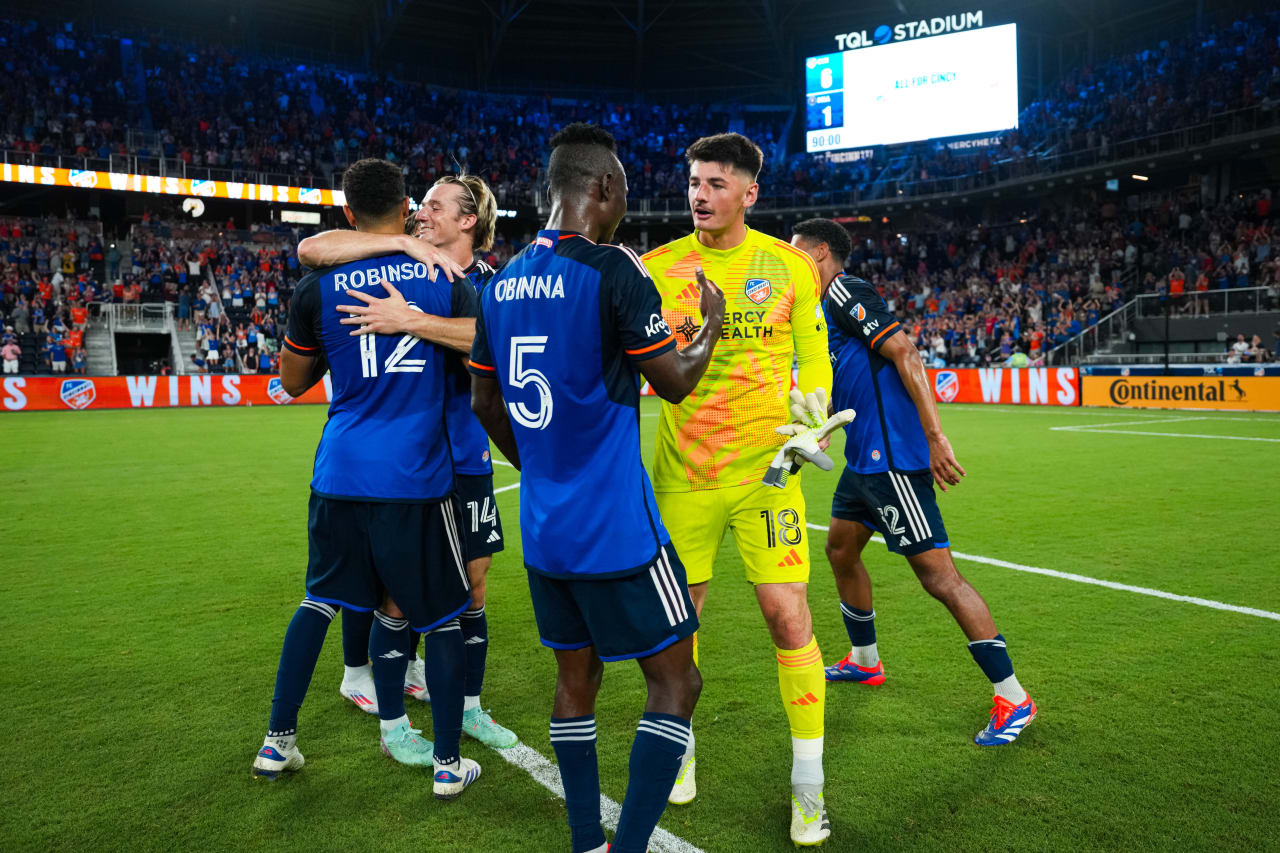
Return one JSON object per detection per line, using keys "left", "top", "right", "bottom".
{"left": 1, "top": 375, "right": 330, "bottom": 412}
{"left": 1080, "top": 376, "right": 1280, "bottom": 412}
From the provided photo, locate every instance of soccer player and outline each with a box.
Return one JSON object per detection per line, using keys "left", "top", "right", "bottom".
{"left": 297, "top": 174, "right": 517, "bottom": 748}
{"left": 640, "top": 133, "right": 833, "bottom": 845}
{"left": 251, "top": 158, "right": 481, "bottom": 799}
{"left": 790, "top": 217, "right": 1037, "bottom": 746}
{"left": 468, "top": 123, "right": 724, "bottom": 853}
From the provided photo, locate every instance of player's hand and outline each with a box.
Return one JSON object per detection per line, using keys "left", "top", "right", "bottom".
{"left": 337, "top": 281, "right": 417, "bottom": 336}
{"left": 928, "top": 434, "right": 966, "bottom": 492}
{"left": 399, "top": 235, "right": 465, "bottom": 282}
{"left": 695, "top": 267, "right": 724, "bottom": 322}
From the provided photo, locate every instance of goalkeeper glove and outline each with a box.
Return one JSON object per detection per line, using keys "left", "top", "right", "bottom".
{"left": 762, "top": 388, "right": 855, "bottom": 488}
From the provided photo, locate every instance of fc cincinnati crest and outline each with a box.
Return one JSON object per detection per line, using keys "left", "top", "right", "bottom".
{"left": 59, "top": 379, "right": 96, "bottom": 410}
{"left": 745, "top": 278, "right": 771, "bottom": 304}
{"left": 851, "top": 303, "right": 867, "bottom": 321}
{"left": 934, "top": 370, "right": 960, "bottom": 403}
{"left": 267, "top": 377, "right": 294, "bottom": 405}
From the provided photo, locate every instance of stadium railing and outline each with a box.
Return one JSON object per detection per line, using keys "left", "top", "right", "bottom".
{"left": 1046, "top": 300, "right": 1138, "bottom": 367}
{"left": 1134, "top": 287, "right": 1277, "bottom": 319}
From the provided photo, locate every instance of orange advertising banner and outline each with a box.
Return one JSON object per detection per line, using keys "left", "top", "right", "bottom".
{"left": 925, "top": 367, "right": 1080, "bottom": 406}
{"left": 1, "top": 375, "right": 330, "bottom": 412}
{"left": 1080, "top": 376, "right": 1280, "bottom": 412}
{"left": 0, "top": 163, "right": 344, "bottom": 206}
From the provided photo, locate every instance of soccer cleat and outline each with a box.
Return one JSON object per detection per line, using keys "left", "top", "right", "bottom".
{"left": 668, "top": 754, "right": 696, "bottom": 805}
{"left": 974, "top": 694, "right": 1037, "bottom": 746}
{"left": 379, "top": 722, "right": 435, "bottom": 766}
{"left": 340, "top": 673, "right": 379, "bottom": 716}
{"left": 824, "top": 653, "right": 885, "bottom": 685}
{"left": 433, "top": 756, "right": 482, "bottom": 800}
{"left": 790, "top": 790, "right": 831, "bottom": 847}
{"left": 404, "top": 657, "right": 430, "bottom": 702}
{"left": 462, "top": 706, "right": 518, "bottom": 748}
{"left": 252, "top": 737, "right": 304, "bottom": 779}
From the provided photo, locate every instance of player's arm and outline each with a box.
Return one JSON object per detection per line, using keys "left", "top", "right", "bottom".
{"left": 280, "top": 274, "right": 328, "bottom": 397}
{"left": 296, "top": 230, "right": 464, "bottom": 281}
{"left": 825, "top": 275, "right": 966, "bottom": 490}
{"left": 467, "top": 300, "right": 520, "bottom": 470}
{"left": 787, "top": 252, "right": 834, "bottom": 397}
{"left": 631, "top": 268, "right": 725, "bottom": 402}
{"left": 336, "top": 279, "right": 476, "bottom": 353}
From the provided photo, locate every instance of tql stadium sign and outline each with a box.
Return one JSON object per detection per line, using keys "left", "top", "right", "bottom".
{"left": 834, "top": 10, "right": 985, "bottom": 50}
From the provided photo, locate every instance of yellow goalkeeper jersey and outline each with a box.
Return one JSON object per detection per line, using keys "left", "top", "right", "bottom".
{"left": 641, "top": 227, "right": 832, "bottom": 492}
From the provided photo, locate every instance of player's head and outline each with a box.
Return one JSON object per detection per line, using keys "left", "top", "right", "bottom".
{"left": 685, "top": 133, "right": 761, "bottom": 236}
{"left": 341, "top": 159, "right": 408, "bottom": 232}
{"left": 547, "top": 123, "right": 628, "bottom": 241}
{"left": 791, "top": 218, "right": 852, "bottom": 288}
{"left": 412, "top": 174, "right": 498, "bottom": 253}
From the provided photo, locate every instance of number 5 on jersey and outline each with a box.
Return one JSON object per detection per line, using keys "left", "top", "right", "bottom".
{"left": 507, "top": 335, "right": 553, "bottom": 429}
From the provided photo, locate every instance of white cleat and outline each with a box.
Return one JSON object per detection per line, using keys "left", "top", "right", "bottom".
{"left": 433, "top": 756, "right": 482, "bottom": 800}
{"left": 668, "top": 754, "right": 696, "bottom": 805}
{"left": 339, "top": 673, "right": 379, "bottom": 716}
{"left": 790, "top": 789, "right": 831, "bottom": 847}
{"left": 404, "top": 656, "right": 430, "bottom": 702}
{"left": 252, "top": 736, "right": 304, "bottom": 780}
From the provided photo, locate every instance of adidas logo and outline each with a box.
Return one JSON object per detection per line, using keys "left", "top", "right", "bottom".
{"left": 486, "top": 530, "right": 501, "bottom": 544}
{"left": 898, "top": 536, "right": 910, "bottom": 547}
{"left": 776, "top": 548, "right": 804, "bottom": 568}
{"left": 789, "top": 692, "right": 820, "bottom": 707}
{"left": 465, "top": 636, "right": 487, "bottom": 645}
{"left": 379, "top": 650, "right": 405, "bottom": 659}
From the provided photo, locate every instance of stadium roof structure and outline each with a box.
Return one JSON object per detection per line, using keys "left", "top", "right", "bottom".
{"left": 7, "top": 0, "right": 1272, "bottom": 101}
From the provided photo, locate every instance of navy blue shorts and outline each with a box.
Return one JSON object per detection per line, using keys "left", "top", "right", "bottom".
{"left": 831, "top": 467, "right": 949, "bottom": 556}
{"left": 455, "top": 474, "right": 504, "bottom": 562}
{"left": 526, "top": 544, "right": 698, "bottom": 662}
{"left": 306, "top": 494, "right": 472, "bottom": 632}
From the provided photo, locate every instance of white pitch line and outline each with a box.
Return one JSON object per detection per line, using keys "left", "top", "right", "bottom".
{"left": 495, "top": 744, "right": 705, "bottom": 853}
{"left": 1053, "top": 428, "right": 1280, "bottom": 443}
{"left": 804, "top": 523, "right": 1280, "bottom": 621}
{"left": 494, "top": 481, "right": 521, "bottom": 495}
{"left": 493, "top": 459, "right": 515, "bottom": 468}
{"left": 1050, "top": 416, "right": 1208, "bottom": 430}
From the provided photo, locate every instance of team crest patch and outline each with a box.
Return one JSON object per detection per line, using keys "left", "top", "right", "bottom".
{"left": 851, "top": 302, "right": 867, "bottom": 322}
{"left": 745, "top": 278, "right": 772, "bottom": 305}
{"left": 871, "top": 449, "right": 881, "bottom": 461}
{"left": 59, "top": 379, "right": 96, "bottom": 410}
{"left": 267, "top": 377, "right": 294, "bottom": 405}
{"left": 934, "top": 370, "right": 960, "bottom": 403}
{"left": 535, "top": 236, "right": 554, "bottom": 249}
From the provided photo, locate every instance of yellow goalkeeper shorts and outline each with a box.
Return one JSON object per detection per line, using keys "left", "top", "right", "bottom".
{"left": 657, "top": 477, "right": 810, "bottom": 586}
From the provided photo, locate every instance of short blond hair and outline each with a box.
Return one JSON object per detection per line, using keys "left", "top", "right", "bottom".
{"left": 434, "top": 174, "right": 497, "bottom": 253}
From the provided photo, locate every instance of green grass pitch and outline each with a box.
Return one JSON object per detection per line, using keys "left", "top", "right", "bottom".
{"left": 1, "top": 400, "right": 1277, "bottom": 852}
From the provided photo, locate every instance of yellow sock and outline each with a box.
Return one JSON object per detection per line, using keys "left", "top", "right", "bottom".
{"left": 691, "top": 631, "right": 699, "bottom": 668}
{"left": 776, "top": 636, "right": 825, "bottom": 740}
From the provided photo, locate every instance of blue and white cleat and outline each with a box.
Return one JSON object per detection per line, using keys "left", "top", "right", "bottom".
{"left": 433, "top": 756, "right": 482, "bottom": 800}
{"left": 974, "top": 695, "right": 1037, "bottom": 746}
{"left": 252, "top": 736, "right": 304, "bottom": 779}
{"left": 824, "top": 653, "right": 885, "bottom": 685}
{"left": 340, "top": 672, "right": 379, "bottom": 716}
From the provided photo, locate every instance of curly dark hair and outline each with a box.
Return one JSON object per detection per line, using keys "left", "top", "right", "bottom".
{"left": 341, "top": 158, "right": 405, "bottom": 223}
{"left": 793, "top": 218, "right": 853, "bottom": 265}
{"left": 547, "top": 123, "right": 619, "bottom": 197}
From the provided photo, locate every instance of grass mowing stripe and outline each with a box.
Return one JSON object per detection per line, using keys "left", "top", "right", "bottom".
{"left": 804, "top": 523, "right": 1280, "bottom": 622}
{"left": 496, "top": 744, "right": 706, "bottom": 853}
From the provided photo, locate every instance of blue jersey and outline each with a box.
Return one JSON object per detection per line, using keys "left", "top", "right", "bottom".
{"left": 825, "top": 275, "right": 930, "bottom": 474}
{"left": 446, "top": 260, "right": 496, "bottom": 476}
{"left": 284, "top": 252, "right": 479, "bottom": 501}
{"left": 468, "top": 230, "right": 677, "bottom": 579}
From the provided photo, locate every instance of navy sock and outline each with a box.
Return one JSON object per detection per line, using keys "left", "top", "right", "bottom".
{"left": 404, "top": 626, "right": 422, "bottom": 658}
{"left": 839, "top": 602, "right": 876, "bottom": 648}
{"left": 613, "top": 713, "right": 691, "bottom": 853}
{"left": 267, "top": 598, "right": 335, "bottom": 736}
{"left": 370, "top": 610, "right": 409, "bottom": 722}
{"left": 968, "top": 633, "right": 1014, "bottom": 683}
{"left": 340, "top": 607, "right": 375, "bottom": 668}
{"left": 459, "top": 606, "right": 488, "bottom": 698}
{"left": 550, "top": 715, "right": 604, "bottom": 853}
{"left": 423, "top": 619, "right": 464, "bottom": 763}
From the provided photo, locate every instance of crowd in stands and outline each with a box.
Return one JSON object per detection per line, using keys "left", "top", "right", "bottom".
{"left": 1227, "top": 333, "right": 1273, "bottom": 363}
{"left": 0, "top": 217, "right": 103, "bottom": 374}
{"left": 5, "top": 11, "right": 1280, "bottom": 208}
{"left": 838, "top": 186, "right": 1279, "bottom": 366}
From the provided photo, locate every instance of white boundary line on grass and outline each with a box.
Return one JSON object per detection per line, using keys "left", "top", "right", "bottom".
{"left": 804, "top": 522, "right": 1280, "bottom": 622}
{"left": 1051, "top": 427, "right": 1280, "bottom": 443}
{"left": 495, "top": 745, "right": 706, "bottom": 853}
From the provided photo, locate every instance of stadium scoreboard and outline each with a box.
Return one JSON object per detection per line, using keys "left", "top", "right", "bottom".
{"left": 804, "top": 17, "right": 1019, "bottom": 153}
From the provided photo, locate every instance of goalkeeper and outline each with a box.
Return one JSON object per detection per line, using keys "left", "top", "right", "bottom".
{"left": 791, "top": 218, "right": 1038, "bottom": 749}
{"left": 640, "top": 133, "right": 835, "bottom": 846}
